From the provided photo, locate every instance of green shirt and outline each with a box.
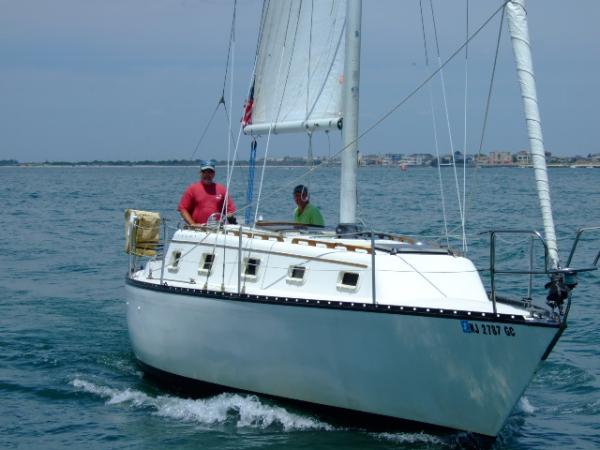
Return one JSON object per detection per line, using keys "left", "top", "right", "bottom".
{"left": 294, "top": 203, "right": 324, "bottom": 226}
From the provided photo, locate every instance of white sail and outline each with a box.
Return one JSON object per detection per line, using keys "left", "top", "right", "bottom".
{"left": 506, "top": 0, "right": 560, "bottom": 268}
{"left": 243, "top": 0, "right": 346, "bottom": 135}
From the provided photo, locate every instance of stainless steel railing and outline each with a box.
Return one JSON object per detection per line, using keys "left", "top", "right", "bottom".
{"left": 565, "top": 226, "right": 600, "bottom": 269}
{"left": 484, "top": 229, "right": 550, "bottom": 315}
{"left": 484, "top": 226, "right": 599, "bottom": 315}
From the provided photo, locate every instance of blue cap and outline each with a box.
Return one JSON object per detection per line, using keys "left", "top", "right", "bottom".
{"left": 200, "top": 159, "right": 216, "bottom": 171}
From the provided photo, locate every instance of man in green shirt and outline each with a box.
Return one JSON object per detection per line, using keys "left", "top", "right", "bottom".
{"left": 293, "top": 185, "right": 324, "bottom": 226}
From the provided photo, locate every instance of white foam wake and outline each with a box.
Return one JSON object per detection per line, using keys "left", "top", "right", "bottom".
{"left": 518, "top": 396, "right": 536, "bottom": 415}
{"left": 71, "top": 378, "right": 333, "bottom": 431}
{"left": 373, "top": 431, "right": 446, "bottom": 445}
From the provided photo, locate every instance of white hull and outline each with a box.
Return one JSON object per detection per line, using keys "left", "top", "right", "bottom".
{"left": 126, "top": 279, "right": 559, "bottom": 437}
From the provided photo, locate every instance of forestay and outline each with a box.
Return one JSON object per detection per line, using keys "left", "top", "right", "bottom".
{"left": 244, "top": 0, "right": 346, "bottom": 135}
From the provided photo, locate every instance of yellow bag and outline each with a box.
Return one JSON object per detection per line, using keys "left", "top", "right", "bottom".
{"left": 125, "top": 209, "right": 161, "bottom": 256}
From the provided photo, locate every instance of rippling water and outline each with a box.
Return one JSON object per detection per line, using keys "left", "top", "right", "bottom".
{"left": 1, "top": 166, "right": 598, "bottom": 449}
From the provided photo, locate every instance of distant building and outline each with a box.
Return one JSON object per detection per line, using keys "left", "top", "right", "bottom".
{"left": 384, "top": 153, "right": 404, "bottom": 162}
{"left": 405, "top": 153, "right": 433, "bottom": 166}
{"left": 488, "top": 151, "right": 513, "bottom": 165}
{"left": 474, "top": 154, "right": 489, "bottom": 165}
{"left": 361, "top": 154, "right": 381, "bottom": 166}
{"left": 515, "top": 150, "right": 531, "bottom": 166}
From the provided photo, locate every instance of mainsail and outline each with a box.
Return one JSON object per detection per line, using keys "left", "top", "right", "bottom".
{"left": 243, "top": 0, "right": 347, "bottom": 135}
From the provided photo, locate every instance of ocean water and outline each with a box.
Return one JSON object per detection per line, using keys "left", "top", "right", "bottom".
{"left": 1, "top": 166, "right": 598, "bottom": 449}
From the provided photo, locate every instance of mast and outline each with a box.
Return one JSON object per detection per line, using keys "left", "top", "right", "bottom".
{"left": 339, "top": 0, "right": 362, "bottom": 224}
{"left": 506, "top": 0, "right": 560, "bottom": 268}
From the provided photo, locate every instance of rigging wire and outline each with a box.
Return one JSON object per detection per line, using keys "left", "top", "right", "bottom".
{"left": 226, "top": 0, "right": 237, "bottom": 218}
{"left": 462, "top": 5, "right": 506, "bottom": 243}
{"left": 307, "top": 132, "right": 314, "bottom": 192}
{"left": 190, "top": 0, "right": 237, "bottom": 161}
{"left": 231, "top": 2, "right": 509, "bottom": 229}
{"left": 355, "top": 2, "right": 509, "bottom": 169}
{"left": 428, "top": 0, "right": 466, "bottom": 249}
{"left": 305, "top": 2, "right": 314, "bottom": 193}
{"left": 231, "top": 0, "right": 268, "bottom": 227}
{"left": 221, "top": 0, "right": 237, "bottom": 101}
{"left": 307, "top": 0, "right": 314, "bottom": 118}
{"left": 462, "top": 0, "right": 470, "bottom": 253}
{"left": 211, "top": 0, "right": 244, "bottom": 231}
{"left": 419, "top": 0, "right": 450, "bottom": 248}
{"left": 254, "top": 2, "right": 303, "bottom": 224}
{"left": 222, "top": 0, "right": 237, "bottom": 291}
{"left": 190, "top": 101, "right": 223, "bottom": 160}
{"left": 478, "top": 8, "right": 505, "bottom": 158}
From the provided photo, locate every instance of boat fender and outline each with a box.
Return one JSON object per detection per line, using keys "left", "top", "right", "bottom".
{"left": 124, "top": 209, "right": 161, "bottom": 256}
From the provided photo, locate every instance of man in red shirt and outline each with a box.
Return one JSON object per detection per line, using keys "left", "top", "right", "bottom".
{"left": 178, "top": 160, "right": 236, "bottom": 226}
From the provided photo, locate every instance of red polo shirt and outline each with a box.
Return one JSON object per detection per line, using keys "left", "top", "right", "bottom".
{"left": 178, "top": 182, "right": 236, "bottom": 224}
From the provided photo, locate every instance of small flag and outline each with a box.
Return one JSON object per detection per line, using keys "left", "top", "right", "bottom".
{"left": 242, "top": 82, "right": 255, "bottom": 127}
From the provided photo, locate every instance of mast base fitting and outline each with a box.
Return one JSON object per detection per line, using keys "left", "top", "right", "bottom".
{"left": 336, "top": 223, "right": 363, "bottom": 238}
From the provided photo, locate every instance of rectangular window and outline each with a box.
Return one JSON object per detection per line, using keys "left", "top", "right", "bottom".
{"left": 198, "top": 253, "right": 215, "bottom": 275}
{"left": 167, "top": 250, "right": 182, "bottom": 272}
{"left": 342, "top": 272, "right": 359, "bottom": 286}
{"left": 286, "top": 265, "right": 306, "bottom": 285}
{"left": 289, "top": 265, "right": 305, "bottom": 280}
{"left": 243, "top": 257, "right": 260, "bottom": 279}
{"left": 337, "top": 271, "right": 359, "bottom": 290}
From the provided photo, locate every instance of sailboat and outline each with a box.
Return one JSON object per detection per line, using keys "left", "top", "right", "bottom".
{"left": 124, "top": 0, "right": 597, "bottom": 439}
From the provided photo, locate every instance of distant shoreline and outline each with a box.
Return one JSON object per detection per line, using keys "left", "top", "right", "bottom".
{"left": 2, "top": 156, "right": 600, "bottom": 170}
{"left": 3, "top": 163, "right": 599, "bottom": 169}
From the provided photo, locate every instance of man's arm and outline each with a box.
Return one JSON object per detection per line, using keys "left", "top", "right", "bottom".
{"left": 180, "top": 209, "right": 195, "bottom": 226}
{"left": 178, "top": 185, "right": 196, "bottom": 225}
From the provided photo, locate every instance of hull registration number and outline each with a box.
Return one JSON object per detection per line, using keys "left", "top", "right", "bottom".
{"left": 461, "top": 320, "right": 516, "bottom": 337}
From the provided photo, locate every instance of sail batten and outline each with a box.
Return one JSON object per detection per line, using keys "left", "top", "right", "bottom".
{"left": 243, "top": 0, "right": 346, "bottom": 136}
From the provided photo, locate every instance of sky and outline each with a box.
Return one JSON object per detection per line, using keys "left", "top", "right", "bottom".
{"left": 0, "top": 0, "right": 598, "bottom": 163}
